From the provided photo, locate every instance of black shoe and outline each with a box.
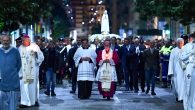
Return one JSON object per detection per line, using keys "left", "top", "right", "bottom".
{"left": 19, "top": 105, "right": 29, "bottom": 108}
{"left": 125, "top": 88, "right": 129, "bottom": 91}
{"left": 176, "top": 98, "right": 179, "bottom": 102}
{"left": 79, "top": 96, "right": 85, "bottom": 99}
{"left": 44, "top": 91, "right": 50, "bottom": 96}
{"left": 34, "top": 101, "right": 39, "bottom": 106}
{"left": 51, "top": 92, "right": 56, "bottom": 96}
{"left": 70, "top": 90, "right": 75, "bottom": 94}
{"left": 151, "top": 92, "right": 156, "bottom": 95}
{"left": 84, "top": 96, "right": 90, "bottom": 99}
{"left": 59, "top": 80, "right": 63, "bottom": 84}
{"left": 103, "top": 96, "right": 106, "bottom": 98}
{"left": 134, "top": 90, "right": 138, "bottom": 93}
{"left": 161, "top": 84, "right": 168, "bottom": 88}
{"left": 130, "top": 88, "right": 134, "bottom": 91}
{"left": 107, "top": 97, "right": 110, "bottom": 100}
{"left": 142, "top": 89, "right": 145, "bottom": 93}
{"left": 145, "top": 89, "right": 149, "bottom": 94}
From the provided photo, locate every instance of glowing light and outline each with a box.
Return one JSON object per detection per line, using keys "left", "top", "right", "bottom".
{"left": 98, "top": 0, "right": 103, "bottom": 4}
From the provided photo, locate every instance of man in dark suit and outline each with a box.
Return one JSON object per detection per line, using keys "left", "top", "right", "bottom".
{"left": 67, "top": 37, "right": 81, "bottom": 93}
{"left": 143, "top": 41, "right": 160, "bottom": 95}
{"left": 138, "top": 40, "right": 146, "bottom": 92}
{"left": 55, "top": 38, "right": 68, "bottom": 84}
{"left": 122, "top": 38, "right": 138, "bottom": 92}
{"left": 134, "top": 38, "right": 146, "bottom": 92}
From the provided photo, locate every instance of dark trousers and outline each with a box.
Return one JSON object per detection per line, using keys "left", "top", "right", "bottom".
{"left": 71, "top": 68, "right": 77, "bottom": 92}
{"left": 124, "top": 66, "right": 132, "bottom": 90}
{"left": 78, "top": 81, "right": 92, "bottom": 99}
{"left": 39, "top": 69, "right": 46, "bottom": 86}
{"left": 116, "top": 65, "right": 122, "bottom": 85}
{"left": 133, "top": 69, "right": 139, "bottom": 91}
{"left": 56, "top": 67, "right": 64, "bottom": 84}
{"left": 145, "top": 68, "right": 156, "bottom": 92}
{"left": 124, "top": 65, "right": 138, "bottom": 91}
{"left": 162, "top": 61, "right": 169, "bottom": 83}
{"left": 139, "top": 68, "right": 145, "bottom": 91}
{"left": 46, "top": 68, "right": 56, "bottom": 92}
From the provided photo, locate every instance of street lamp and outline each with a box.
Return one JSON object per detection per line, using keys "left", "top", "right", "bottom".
{"left": 98, "top": 0, "right": 103, "bottom": 4}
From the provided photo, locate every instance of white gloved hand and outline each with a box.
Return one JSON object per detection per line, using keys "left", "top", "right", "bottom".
{"left": 69, "top": 68, "right": 72, "bottom": 72}
{"left": 136, "top": 47, "right": 140, "bottom": 54}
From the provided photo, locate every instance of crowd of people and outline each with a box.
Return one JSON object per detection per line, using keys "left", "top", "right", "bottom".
{"left": 0, "top": 32, "right": 195, "bottom": 110}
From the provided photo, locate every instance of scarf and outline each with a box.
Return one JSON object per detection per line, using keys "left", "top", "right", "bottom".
{"left": 100, "top": 49, "right": 113, "bottom": 91}
{"left": 20, "top": 45, "right": 35, "bottom": 83}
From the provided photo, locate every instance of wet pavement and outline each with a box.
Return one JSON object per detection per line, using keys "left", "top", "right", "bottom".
{"left": 20, "top": 81, "right": 184, "bottom": 110}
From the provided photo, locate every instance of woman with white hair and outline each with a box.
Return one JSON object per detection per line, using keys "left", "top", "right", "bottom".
{"left": 168, "top": 38, "right": 185, "bottom": 102}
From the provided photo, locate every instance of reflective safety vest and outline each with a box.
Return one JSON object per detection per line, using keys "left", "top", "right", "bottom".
{"left": 160, "top": 46, "right": 172, "bottom": 55}
{"left": 160, "top": 46, "right": 172, "bottom": 62}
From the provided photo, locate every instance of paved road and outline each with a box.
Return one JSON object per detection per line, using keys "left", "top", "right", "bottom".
{"left": 20, "top": 82, "right": 184, "bottom": 110}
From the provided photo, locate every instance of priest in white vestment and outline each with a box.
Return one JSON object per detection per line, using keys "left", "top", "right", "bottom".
{"left": 168, "top": 38, "right": 185, "bottom": 102}
{"left": 74, "top": 38, "right": 97, "bottom": 99}
{"left": 19, "top": 35, "right": 44, "bottom": 107}
{"left": 180, "top": 32, "right": 195, "bottom": 110}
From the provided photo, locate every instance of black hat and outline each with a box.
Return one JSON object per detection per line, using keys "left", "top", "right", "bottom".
{"left": 189, "top": 32, "right": 195, "bottom": 38}
{"left": 58, "top": 37, "right": 64, "bottom": 41}
{"left": 181, "top": 34, "right": 188, "bottom": 39}
{"left": 70, "top": 37, "right": 74, "bottom": 41}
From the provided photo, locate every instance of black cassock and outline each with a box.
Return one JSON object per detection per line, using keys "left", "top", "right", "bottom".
{"left": 78, "top": 81, "right": 93, "bottom": 99}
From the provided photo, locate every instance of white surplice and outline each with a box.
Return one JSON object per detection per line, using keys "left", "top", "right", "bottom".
{"left": 168, "top": 47, "right": 184, "bottom": 101}
{"left": 74, "top": 47, "right": 97, "bottom": 81}
{"left": 180, "top": 42, "right": 195, "bottom": 110}
{"left": 19, "top": 43, "right": 44, "bottom": 106}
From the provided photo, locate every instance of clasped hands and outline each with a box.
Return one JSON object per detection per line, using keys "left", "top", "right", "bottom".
{"left": 81, "top": 57, "right": 91, "bottom": 61}
{"left": 103, "top": 59, "right": 110, "bottom": 63}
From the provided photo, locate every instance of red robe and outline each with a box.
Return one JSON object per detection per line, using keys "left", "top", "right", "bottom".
{"left": 96, "top": 50, "right": 119, "bottom": 98}
{"left": 96, "top": 50, "right": 119, "bottom": 66}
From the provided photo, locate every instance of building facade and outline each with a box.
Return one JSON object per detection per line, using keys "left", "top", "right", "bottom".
{"left": 67, "top": 0, "right": 106, "bottom": 37}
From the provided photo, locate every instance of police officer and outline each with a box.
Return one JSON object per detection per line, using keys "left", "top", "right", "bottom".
{"left": 55, "top": 37, "right": 68, "bottom": 84}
